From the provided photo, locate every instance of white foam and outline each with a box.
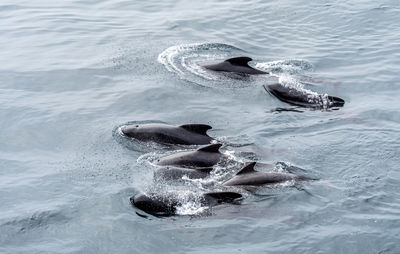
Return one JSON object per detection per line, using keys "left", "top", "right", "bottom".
{"left": 256, "top": 59, "right": 313, "bottom": 75}
{"left": 157, "top": 43, "right": 247, "bottom": 86}
{"left": 175, "top": 201, "right": 208, "bottom": 216}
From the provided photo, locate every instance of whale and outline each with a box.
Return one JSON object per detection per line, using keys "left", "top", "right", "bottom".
{"left": 201, "top": 56, "right": 269, "bottom": 75}
{"left": 131, "top": 191, "right": 242, "bottom": 217}
{"left": 223, "top": 162, "right": 312, "bottom": 187}
{"left": 264, "top": 83, "right": 345, "bottom": 109}
{"left": 154, "top": 143, "right": 224, "bottom": 168}
{"left": 154, "top": 166, "right": 214, "bottom": 181}
{"left": 121, "top": 123, "right": 213, "bottom": 145}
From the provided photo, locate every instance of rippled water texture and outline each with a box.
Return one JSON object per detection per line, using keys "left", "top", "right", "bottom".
{"left": 1, "top": 0, "right": 400, "bottom": 253}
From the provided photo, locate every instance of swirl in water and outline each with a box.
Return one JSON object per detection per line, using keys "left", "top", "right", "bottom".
{"left": 158, "top": 43, "right": 247, "bottom": 87}
{"left": 158, "top": 43, "right": 316, "bottom": 91}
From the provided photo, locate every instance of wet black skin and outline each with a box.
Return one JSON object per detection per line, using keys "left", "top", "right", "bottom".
{"left": 121, "top": 123, "right": 213, "bottom": 145}
{"left": 131, "top": 192, "right": 242, "bottom": 217}
{"left": 265, "top": 83, "right": 345, "bottom": 108}
{"left": 223, "top": 162, "right": 312, "bottom": 187}
{"left": 131, "top": 193, "right": 178, "bottom": 217}
{"left": 154, "top": 143, "right": 224, "bottom": 168}
{"left": 154, "top": 166, "right": 214, "bottom": 181}
{"left": 201, "top": 56, "right": 269, "bottom": 75}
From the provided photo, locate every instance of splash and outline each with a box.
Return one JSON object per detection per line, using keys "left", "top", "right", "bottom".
{"left": 256, "top": 59, "right": 313, "bottom": 75}
{"left": 273, "top": 75, "right": 334, "bottom": 110}
{"left": 175, "top": 200, "right": 208, "bottom": 216}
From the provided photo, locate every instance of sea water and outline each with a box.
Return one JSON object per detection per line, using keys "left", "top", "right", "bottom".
{"left": 1, "top": 0, "right": 399, "bottom": 253}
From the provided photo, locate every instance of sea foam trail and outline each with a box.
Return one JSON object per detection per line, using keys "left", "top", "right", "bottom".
{"left": 157, "top": 43, "right": 314, "bottom": 90}
{"left": 157, "top": 43, "right": 245, "bottom": 86}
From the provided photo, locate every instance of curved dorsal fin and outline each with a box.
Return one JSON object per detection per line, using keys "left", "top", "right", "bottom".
{"left": 197, "top": 143, "right": 222, "bottom": 153}
{"left": 197, "top": 167, "right": 213, "bottom": 173}
{"left": 225, "top": 56, "right": 252, "bottom": 66}
{"left": 236, "top": 162, "right": 257, "bottom": 175}
{"left": 179, "top": 124, "right": 212, "bottom": 135}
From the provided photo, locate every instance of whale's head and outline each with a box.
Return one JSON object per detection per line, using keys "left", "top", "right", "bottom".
{"left": 121, "top": 123, "right": 171, "bottom": 141}
{"left": 121, "top": 124, "right": 140, "bottom": 138}
{"left": 131, "top": 193, "right": 176, "bottom": 216}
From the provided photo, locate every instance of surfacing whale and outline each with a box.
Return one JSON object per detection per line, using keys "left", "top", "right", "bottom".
{"left": 223, "top": 162, "right": 312, "bottom": 187}
{"left": 264, "top": 83, "right": 345, "bottom": 109}
{"left": 121, "top": 123, "right": 213, "bottom": 145}
{"left": 131, "top": 191, "right": 242, "bottom": 217}
{"left": 154, "top": 143, "right": 224, "bottom": 168}
{"left": 154, "top": 166, "right": 214, "bottom": 181}
{"left": 201, "top": 56, "right": 269, "bottom": 75}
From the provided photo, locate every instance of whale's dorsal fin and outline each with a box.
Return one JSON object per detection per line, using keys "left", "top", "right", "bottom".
{"left": 236, "top": 162, "right": 257, "bottom": 175}
{"left": 204, "top": 192, "right": 242, "bottom": 203}
{"left": 197, "top": 143, "right": 222, "bottom": 153}
{"left": 179, "top": 124, "right": 212, "bottom": 135}
{"left": 225, "top": 56, "right": 252, "bottom": 67}
{"left": 197, "top": 167, "right": 213, "bottom": 173}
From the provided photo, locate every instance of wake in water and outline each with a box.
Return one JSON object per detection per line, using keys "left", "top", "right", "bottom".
{"left": 157, "top": 43, "right": 243, "bottom": 78}
{"left": 158, "top": 43, "right": 344, "bottom": 110}
{"left": 256, "top": 59, "right": 313, "bottom": 76}
{"left": 158, "top": 43, "right": 276, "bottom": 88}
{"left": 157, "top": 43, "right": 312, "bottom": 87}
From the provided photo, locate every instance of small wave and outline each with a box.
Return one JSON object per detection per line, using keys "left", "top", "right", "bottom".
{"left": 1, "top": 210, "right": 70, "bottom": 236}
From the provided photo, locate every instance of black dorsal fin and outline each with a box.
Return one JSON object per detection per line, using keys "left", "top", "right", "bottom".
{"left": 197, "top": 167, "right": 213, "bottom": 173}
{"left": 197, "top": 143, "right": 222, "bottom": 153}
{"left": 204, "top": 192, "right": 242, "bottom": 202}
{"left": 236, "top": 162, "right": 257, "bottom": 175}
{"left": 225, "top": 56, "right": 252, "bottom": 66}
{"left": 179, "top": 124, "right": 212, "bottom": 135}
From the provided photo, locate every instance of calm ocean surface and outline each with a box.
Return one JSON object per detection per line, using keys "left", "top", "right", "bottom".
{"left": 1, "top": 0, "right": 400, "bottom": 253}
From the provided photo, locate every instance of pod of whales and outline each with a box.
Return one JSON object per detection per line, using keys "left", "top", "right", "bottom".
{"left": 265, "top": 83, "right": 345, "bottom": 109}
{"left": 131, "top": 191, "right": 242, "bottom": 217}
{"left": 223, "top": 162, "right": 311, "bottom": 187}
{"left": 201, "top": 56, "right": 269, "bottom": 75}
{"left": 154, "top": 166, "right": 213, "bottom": 181}
{"left": 122, "top": 123, "right": 213, "bottom": 145}
{"left": 122, "top": 49, "right": 340, "bottom": 217}
{"left": 121, "top": 122, "right": 315, "bottom": 217}
{"left": 154, "top": 143, "right": 223, "bottom": 168}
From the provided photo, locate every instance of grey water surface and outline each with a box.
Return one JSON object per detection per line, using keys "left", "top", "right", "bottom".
{"left": 1, "top": 0, "right": 400, "bottom": 253}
